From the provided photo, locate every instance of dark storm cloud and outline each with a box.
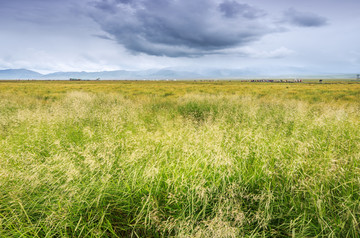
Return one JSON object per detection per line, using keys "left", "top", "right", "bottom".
{"left": 283, "top": 8, "right": 328, "bottom": 27}
{"left": 92, "top": 0, "right": 117, "bottom": 13}
{"left": 88, "top": 0, "right": 277, "bottom": 57}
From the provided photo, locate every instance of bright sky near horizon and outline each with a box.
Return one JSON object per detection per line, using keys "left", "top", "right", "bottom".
{"left": 0, "top": 0, "right": 359, "bottom": 75}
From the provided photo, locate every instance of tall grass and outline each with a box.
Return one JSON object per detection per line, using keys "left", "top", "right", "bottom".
{"left": 0, "top": 85, "right": 360, "bottom": 237}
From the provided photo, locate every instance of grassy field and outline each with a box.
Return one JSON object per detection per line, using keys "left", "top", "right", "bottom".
{"left": 0, "top": 80, "right": 359, "bottom": 237}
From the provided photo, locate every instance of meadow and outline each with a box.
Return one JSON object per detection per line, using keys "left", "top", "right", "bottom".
{"left": 0, "top": 80, "right": 359, "bottom": 237}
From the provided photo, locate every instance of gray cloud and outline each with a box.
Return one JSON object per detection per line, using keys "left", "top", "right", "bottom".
{"left": 88, "top": 0, "right": 277, "bottom": 57}
{"left": 219, "top": 1, "right": 266, "bottom": 19}
{"left": 92, "top": 34, "right": 114, "bottom": 40}
{"left": 283, "top": 8, "right": 328, "bottom": 27}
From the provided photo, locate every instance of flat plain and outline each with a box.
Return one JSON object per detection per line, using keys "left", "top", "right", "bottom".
{"left": 0, "top": 80, "right": 359, "bottom": 237}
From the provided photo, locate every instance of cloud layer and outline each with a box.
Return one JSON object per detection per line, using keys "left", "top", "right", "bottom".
{"left": 88, "top": 0, "right": 281, "bottom": 57}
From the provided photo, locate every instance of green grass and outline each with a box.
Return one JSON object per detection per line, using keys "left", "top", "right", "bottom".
{"left": 0, "top": 81, "right": 360, "bottom": 237}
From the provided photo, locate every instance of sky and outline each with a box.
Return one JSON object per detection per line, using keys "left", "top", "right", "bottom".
{"left": 0, "top": 0, "right": 359, "bottom": 75}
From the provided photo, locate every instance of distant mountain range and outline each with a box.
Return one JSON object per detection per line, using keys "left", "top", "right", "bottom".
{"left": 0, "top": 68, "right": 254, "bottom": 79}
{"left": 0, "top": 68, "right": 358, "bottom": 80}
{"left": 0, "top": 69, "right": 44, "bottom": 79}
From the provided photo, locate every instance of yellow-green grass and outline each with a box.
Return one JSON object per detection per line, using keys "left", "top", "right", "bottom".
{"left": 0, "top": 81, "right": 359, "bottom": 237}
{"left": 0, "top": 80, "right": 359, "bottom": 103}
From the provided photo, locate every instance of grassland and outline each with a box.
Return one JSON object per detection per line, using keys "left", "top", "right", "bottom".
{"left": 0, "top": 80, "right": 359, "bottom": 237}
